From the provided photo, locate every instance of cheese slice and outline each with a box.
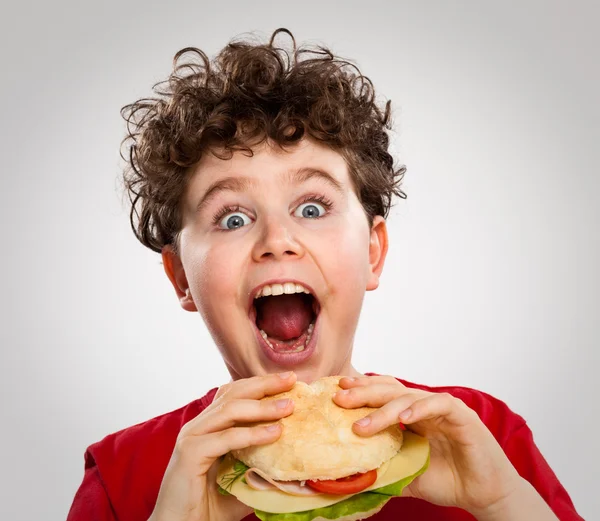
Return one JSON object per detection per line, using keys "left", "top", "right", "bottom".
{"left": 216, "top": 431, "right": 429, "bottom": 514}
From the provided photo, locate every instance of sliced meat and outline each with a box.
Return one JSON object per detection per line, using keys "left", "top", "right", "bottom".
{"left": 244, "top": 468, "right": 321, "bottom": 496}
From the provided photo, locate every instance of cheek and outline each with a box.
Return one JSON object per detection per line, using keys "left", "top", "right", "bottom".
{"left": 317, "top": 217, "right": 371, "bottom": 285}
{"left": 183, "top": 239, "right": 243, "bottom": 312}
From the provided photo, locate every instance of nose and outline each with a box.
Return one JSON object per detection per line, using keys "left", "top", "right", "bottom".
{"left": 251, "top": 217, "right": 304, "bottom": 262}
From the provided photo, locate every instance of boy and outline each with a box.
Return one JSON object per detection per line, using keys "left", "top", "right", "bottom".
{"left": 67, "top": 29, "right": 583, "bottom": 521}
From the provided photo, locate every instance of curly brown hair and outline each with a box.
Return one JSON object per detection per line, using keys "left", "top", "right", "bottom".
{"left": 120, "top": 28, "right": 406, "bottom": 254}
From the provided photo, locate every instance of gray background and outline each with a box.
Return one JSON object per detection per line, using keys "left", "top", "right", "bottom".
{"left": 0, "top": 1, "right": 598, "bottom": 519}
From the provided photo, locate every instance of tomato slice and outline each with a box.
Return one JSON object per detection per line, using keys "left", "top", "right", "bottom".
{"left": 305, "top": 469, "right": 378, "bottom": 495}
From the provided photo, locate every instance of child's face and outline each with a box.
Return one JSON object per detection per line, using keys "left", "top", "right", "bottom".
{"left": 163, "top": 138, "right": 388, "bottom": 383}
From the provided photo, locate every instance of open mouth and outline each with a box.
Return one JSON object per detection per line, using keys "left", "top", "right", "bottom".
{"left": 249, "top": 283, "right": 320, "bottom": 355}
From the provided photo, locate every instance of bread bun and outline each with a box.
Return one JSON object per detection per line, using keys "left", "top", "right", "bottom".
{"left": 231, "top": 376, "right": 403, "bottom": 481}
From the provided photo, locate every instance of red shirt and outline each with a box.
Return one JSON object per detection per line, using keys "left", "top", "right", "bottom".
{"left": 67, "top": 376, "right": 583, "bottom": 521}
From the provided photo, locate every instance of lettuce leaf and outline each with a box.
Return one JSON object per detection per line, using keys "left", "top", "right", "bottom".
{"left": 218, "top": 485, "right": 231, "bottom": 496}
{"left": 254, "top": 493, "right": 388, "bottom": 521}
{"left": 254, "top": 452, "right": 430, "bottom": 521}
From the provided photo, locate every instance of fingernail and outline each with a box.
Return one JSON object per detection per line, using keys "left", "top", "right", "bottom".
{"left": 399, "top": 409, "right": 412, "bottom": 421}
{"left": 278, "top": 371, "right": 293, "bottom": 379}
{"left": 275, "top": 399, "right": 291, "bottom": 409}
{"left": 355, "top": 417, "right": 371, "bottom": 427}
{"left": 265, "top": 424, "right": 280, "bottom": 432}
{"left": 337, "top": 389, "right": 350, "bottom": 396}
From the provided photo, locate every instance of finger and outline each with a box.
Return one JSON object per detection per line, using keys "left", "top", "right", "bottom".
{"left": 175, "top": 423, "right": 284, "bottom": 473}
{"left": 399, "top": 392, "right": 479, "bottom": 428}
{"left": 189, "top": 397, "right": 295, "bottom": 436}
{"left": 338, "top": 374, "right": 402, "bottom": 389}
{"left": 333, "top": 382, "right": 421, "bottom": 409}
{"left": 350, "top": 392, "right": 425, "bottom": 436}
{"left": 215, "top": 371, "right": 297, "bottom": 401}
{"left": 187, "top": 372, "right": 296, "bottom": 436}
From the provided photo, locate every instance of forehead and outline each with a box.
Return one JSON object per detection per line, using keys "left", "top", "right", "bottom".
{"left": 187, "top": 139, "right": 351, "bottom": 195}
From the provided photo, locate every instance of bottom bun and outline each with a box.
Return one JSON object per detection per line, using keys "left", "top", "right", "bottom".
{"left": 311, "top": 498, "right": 390, "bottom": 521}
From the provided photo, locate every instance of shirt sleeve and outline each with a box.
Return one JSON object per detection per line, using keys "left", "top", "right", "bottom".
{"left": 67, "top": 466, "right": 117, "bottom": 521}
{"left": 503, "top": 422, "right": 584, "bottom": 521}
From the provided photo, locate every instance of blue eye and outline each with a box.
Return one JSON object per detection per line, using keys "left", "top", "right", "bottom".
{"left": 294, "top": 202, "right": 326, "bottom": 219}
{"left": 219, "top": 212, "right": 252, "bottom": 230}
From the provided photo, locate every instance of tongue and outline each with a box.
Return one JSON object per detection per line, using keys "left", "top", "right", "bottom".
{"left": 256, "top": 294, "right": 314, "bottom": 341}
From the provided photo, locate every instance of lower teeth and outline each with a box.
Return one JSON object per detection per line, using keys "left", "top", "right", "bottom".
{"left": 260, "top": 323, "right": 315, "bottom": 353}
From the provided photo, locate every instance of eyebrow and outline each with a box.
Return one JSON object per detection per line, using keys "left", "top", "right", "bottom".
{"left": 195, "top": 176, "right": 257, "bottom": 213}
{"left": 286, "top": 167, "right": 344, "bottom": 195}
{"left": 195, "top": 166, "right": 345, "bottom": 213}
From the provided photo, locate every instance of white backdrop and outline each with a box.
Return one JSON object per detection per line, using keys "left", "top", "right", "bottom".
{"left": 0, "top": 1, "right": 597, "bottom": 519}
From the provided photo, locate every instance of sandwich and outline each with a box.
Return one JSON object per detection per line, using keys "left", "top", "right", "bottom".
{"left": 216, "top": 376, "right": 430, "bottom": 521}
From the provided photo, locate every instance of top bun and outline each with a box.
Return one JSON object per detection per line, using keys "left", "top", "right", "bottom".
{"left": 231, "top": 376, "right": 403, "bottom": 481}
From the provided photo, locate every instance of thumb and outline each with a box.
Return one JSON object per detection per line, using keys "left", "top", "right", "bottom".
{"left": 400, "top": 479, "right": 425, "bottom": 501}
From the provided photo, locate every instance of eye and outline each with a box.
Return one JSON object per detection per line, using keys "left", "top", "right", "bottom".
{"left": 294, "top": 202, "right": 327, "bottom": 219}
{"left": 218, "top": 211, "right": 252, "bottom": 230}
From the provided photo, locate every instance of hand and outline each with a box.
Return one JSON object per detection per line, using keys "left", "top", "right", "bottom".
{"left": 148, "top": 372, "right": 297, "bottom": 521}
{"left": 333, "top": 375, "right": 523, "bottom": 518}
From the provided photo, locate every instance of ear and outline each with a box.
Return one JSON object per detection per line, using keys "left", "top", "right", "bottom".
{"left": 161, "top": 245, "right": 197, "bottom": 312}
{"left": 366, "top": 216, "right": 388, "bottom": 291}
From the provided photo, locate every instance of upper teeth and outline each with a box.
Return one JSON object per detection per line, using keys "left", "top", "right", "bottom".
{"left": 255, "top": 282, "right": 311, "bottom": 298}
